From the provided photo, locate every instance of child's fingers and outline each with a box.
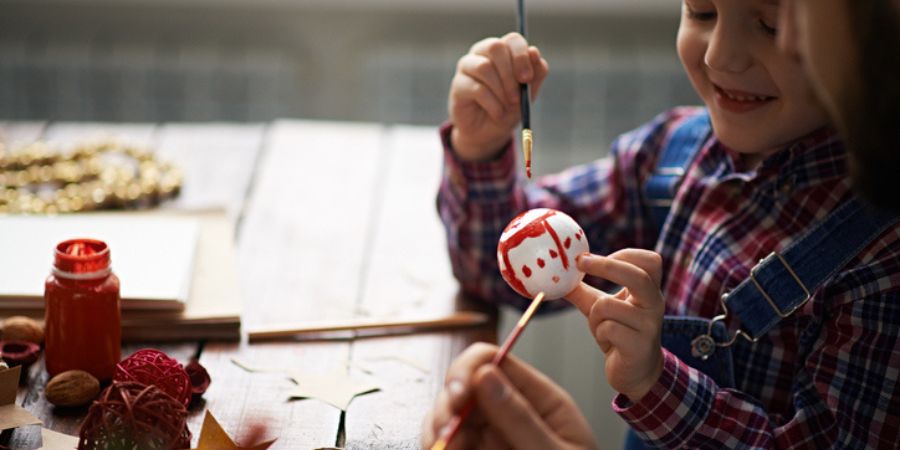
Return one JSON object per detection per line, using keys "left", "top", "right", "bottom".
{"left": 501, "top": 32, "right": 534, "bottom": 83}
{"left": 577, "top": 254, "right": 661, "bottom": 309}
{"left": 444, "top": 423, "right": 479, "bottom": 450}
{"left": 594, "top": 320, "right": 640, "bottom": 355}
{"left": 441, "top": 343, "right": 497, "bottom": 410}
{"left": 588, "top": 295, "right": 643, "bottom": 333}
{"left": 429, "top": 389, "right": 457, "bottom": 436}
{"left": 529, "top": 47, "right": 549, "bottom": 99}
{"left": 495, "top": 348, "right": 576, "bottom": 419}
{"left": 478, "top": 430, "right": 514, "bottom": 450}
{"left": 471, "top": 38, "right": 519, "bottom": 105}
{"left": 593, "top": 320, "right": 613, "bottom": 353}
{"left": 607, "top": 249, "right": 663, "bottom": 286}
{"left": 450, "top": 73, "right": 506, "bottom": 123}
{"left": 563, "top": 281, "right": 601, "bottom": 316}
{"left": 457, "top": 55, "right": 509, "bottom": 115}
{"left": 473, "top": 365, "right": 559, "bottom": 450}
{"left": 421, "top": 410, "right": 436, "bottom": 448}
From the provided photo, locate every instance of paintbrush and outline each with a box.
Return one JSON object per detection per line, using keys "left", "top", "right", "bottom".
{"left": 518, "top": 0, "right": 533, "bottom": 178}
{"left": 429, "top": 291, "right": 545, "bottom": 450}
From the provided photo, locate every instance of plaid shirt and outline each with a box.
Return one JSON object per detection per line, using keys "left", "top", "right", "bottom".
{"left": 437, "top": 107, "right": 900, "bottom": 449}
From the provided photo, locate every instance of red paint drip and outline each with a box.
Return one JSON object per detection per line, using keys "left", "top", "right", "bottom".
{"left": 575, "top": 230, "right": 582, "bottom": 241}
{"left": 536, "top": 258, "right": 545, "bottom": 268}
{"left": 564, "top": 237, "right": 571, "bottom": 249}
{"left": 522, "top": 265, "right": 532, "bottom": 277}
{"left": 549, "top": 249, "right": 558, "bottom": 259}
{"left": 498, "top": 210, "right": 559, "bottom": 297}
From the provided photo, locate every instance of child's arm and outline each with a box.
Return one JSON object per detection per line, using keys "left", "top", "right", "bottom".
{"left": 567, "top": 251, "right": 900, "bottom": 448}
{"left": 438, "top": 106, "right": 685, "bottom": 310}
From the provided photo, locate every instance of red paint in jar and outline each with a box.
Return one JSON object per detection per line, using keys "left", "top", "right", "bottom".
{"left": 44, "top": 239, "right": 121, "bottom": 381}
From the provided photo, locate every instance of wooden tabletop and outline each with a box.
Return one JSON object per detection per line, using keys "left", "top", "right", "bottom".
{"left": 1, "top": 120, "right": 496, "bottom": 449}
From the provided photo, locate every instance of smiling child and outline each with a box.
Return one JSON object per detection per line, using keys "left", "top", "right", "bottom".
{"left": 425, "top": 0, "right": 900, "bottom": 448}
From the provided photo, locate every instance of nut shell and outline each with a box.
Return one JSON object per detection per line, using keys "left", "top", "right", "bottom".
{"left": 1, "top": 316, "right": 44, "bottom": 344}
{"left": 45, "top": 370, "right": 100, "bottom": 407}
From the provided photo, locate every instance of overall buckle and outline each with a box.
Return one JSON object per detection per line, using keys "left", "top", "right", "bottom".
{"left": 691, "top": 252, "right": 811, "bottom": 360}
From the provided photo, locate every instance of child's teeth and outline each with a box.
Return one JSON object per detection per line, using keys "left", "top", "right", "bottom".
{"left": 726, "top": 91, "right": 766, "bottom": 102}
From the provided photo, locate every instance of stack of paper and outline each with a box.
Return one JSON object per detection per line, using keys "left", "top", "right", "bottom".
{"left": 0, "top": 211, "right": 241, "bottom": 341}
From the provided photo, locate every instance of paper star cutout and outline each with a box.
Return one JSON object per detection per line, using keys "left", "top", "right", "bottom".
{"left": 230, "top": 358, "right": 380, "bottom": 411}
{"left": 287, "top": 370, "right": 379, "bottom": 411}
{"left": 191, "top": 411, "right": 276, "bottom": 450}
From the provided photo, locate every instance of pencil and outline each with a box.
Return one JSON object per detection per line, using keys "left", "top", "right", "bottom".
{"left": 429, "top": 292, "right": 545, "bottom": 450}
{"left": 517, "top": 0, "right": 533, "bottom": 179}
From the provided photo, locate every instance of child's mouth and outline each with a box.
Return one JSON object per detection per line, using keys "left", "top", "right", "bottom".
{"left": 713, "top": 84, "right": 776, "bottom": 113}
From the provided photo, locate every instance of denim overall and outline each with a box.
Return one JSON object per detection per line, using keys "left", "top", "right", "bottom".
{"left": 623, "top": 112, "right": 900, "bottom": 449}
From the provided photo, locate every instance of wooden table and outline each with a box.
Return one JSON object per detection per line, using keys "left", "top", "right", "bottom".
{"left": 1, "top": 120, "right": 496, "bottom": 449}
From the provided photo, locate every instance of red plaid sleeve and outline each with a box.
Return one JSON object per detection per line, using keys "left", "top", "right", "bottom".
{"left": 435, "top": 109, "right": 700, "bottom": 311}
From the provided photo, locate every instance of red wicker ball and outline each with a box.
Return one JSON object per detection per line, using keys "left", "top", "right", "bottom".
{"left": 114, "top": 348, "right": 192, "bottom": 407}
{"left": 78, "top": 381, "right": 191, "bottom": 450}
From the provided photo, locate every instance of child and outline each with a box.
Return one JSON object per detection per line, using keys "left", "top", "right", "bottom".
{"left": 424, "top": 0, "right": 900, "bottom": 448}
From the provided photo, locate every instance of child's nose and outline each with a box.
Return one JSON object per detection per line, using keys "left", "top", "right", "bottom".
{"left": 704, "top": 23, "right": 754, "bottom": 73}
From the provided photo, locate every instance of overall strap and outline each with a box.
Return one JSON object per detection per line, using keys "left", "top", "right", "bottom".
{"left": 724, "top": 198, "right": 900, "bottom": 340}
{"left": 644, "top": 110, "right": 712, "bottom": 236}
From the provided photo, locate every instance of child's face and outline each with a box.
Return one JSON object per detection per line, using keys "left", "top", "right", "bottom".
{"left": 677, "top": 0, "right": 829, "bottom": 158}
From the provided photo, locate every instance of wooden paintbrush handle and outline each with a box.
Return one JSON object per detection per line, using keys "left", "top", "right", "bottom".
{"left": 247, "top": 311, "right": 489, "bottom": 342}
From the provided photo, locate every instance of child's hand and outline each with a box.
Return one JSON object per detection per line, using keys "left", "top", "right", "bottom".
{"left": 565, "top": 249, "right": 665, "bottom": 403}
{"left": 422, "top": 343, "right": 598, "bottom": 450}
{"left": 448, "top": 32, "right": 549, "bottom": 161}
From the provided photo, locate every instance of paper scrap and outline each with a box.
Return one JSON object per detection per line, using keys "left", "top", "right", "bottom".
{"left": 40, "top": 428, "right": 80, "bottom": 449}
{"left": 191, "top": 411, "right": 275, "bottom": 450}
{"left": 0, "top": 365, "right": 42, "bottom": 430}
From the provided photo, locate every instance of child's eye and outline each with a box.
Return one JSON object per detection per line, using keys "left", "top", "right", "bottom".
{"left": 759, "top": 19, "right": 777, "bottom": 37}
{"left": 687, "top": 7, "right": 717, "bottom": 21}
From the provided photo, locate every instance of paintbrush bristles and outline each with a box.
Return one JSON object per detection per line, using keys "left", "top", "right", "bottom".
{"left": 522, "top": 128, "right": 533, "bottom": 179}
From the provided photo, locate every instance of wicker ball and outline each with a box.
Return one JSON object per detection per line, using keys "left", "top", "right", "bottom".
{"left": 78, "top": 381, "right": 191, "bottom": 450}
{"left": 115, "top": 349, "right": 192, "bottom": 407}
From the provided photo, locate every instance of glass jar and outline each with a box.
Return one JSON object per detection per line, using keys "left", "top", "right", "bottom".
{"left": 44, "top": 238, "right": 121, "bottom": 381}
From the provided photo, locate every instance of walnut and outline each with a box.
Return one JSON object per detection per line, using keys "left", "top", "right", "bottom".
{"left": 45, "top": 370, "right": 101, "bottom": 407}
{"left": 0, "top": 316, "right": 44, "bottom": 344}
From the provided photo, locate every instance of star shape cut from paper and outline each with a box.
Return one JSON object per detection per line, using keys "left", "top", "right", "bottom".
{"left": 191, "top": 411, "right": 276, "bottom": 450}
{"left": 287, "top": 370, "right": 379, "bottom": 411}
{"left": 230, "top": 358, "right": 380, "bottom": 411}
